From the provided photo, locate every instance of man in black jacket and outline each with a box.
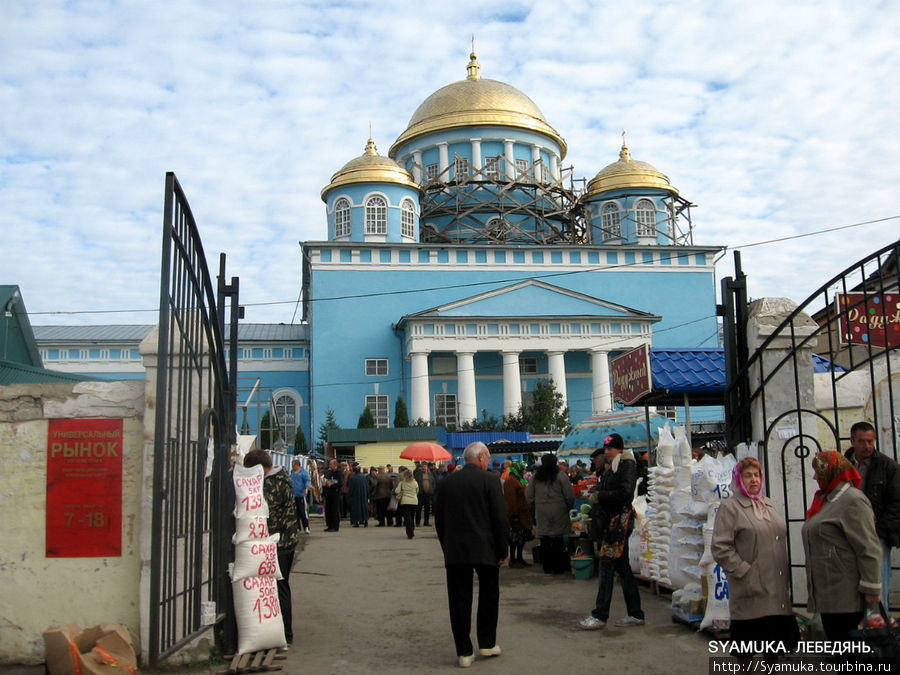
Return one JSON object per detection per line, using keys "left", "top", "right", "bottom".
{"left": 434, "top": 442, "right": 509, "bottom": 668}
{"left": 845, "top": 421, "right": 900, "bottom": 609}
{"left": 579, "top": 433, "right": 644, "bottom": 630}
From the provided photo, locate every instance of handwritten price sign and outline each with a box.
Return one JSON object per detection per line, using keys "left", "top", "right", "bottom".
{"left": 46, "top": 418, "right": 123, "bottom": 557}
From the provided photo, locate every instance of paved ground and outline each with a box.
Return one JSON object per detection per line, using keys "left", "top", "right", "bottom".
{"left": 3, "top": 515, "right": 713, "bottom": 674}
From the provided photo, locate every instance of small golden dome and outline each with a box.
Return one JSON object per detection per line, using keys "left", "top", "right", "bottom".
{"left": 586, "top": 140, "right": 677, "bottom": 196}
{"left": 389, "top": 53, "right": 566, "bottom": 158}
{"left": 322, "top": 138, "right": 419, "bottom": 201}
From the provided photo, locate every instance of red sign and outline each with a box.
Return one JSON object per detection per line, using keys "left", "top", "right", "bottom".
{"left": 611, "top": 344, "right": 652, "bottom": 405}
{"left": 837, "top": 293, "right": 900, "bottom": 348}
{"left": 46, "top": 418, "right": 123, "bottom": 557}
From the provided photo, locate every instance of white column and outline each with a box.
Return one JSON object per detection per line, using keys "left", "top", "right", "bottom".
{"left": 591, "top": 349, "right": 611, "bottom": 415}
{"left": 456, "top": 351, "right": 477, "bottom": 425}
{"left": 531, "top": 145, "right": 541, "bottom": 181}
{"left": 504, "top": 139, "right": 516, "bottom": 179}
{"left": 502, "top": 350, "right": 522, "bottom": 416}
{"left": 410, "top": 352, "right": 430, "bottom": 423}
{"left": 547, "top": 350, "right": 567, "bottom": 409}
{"left": 550, "top": 154, "right": 560, "bottom": 181}
{"left": 412, "top": 150, "right": 423, "bottom": 184}
{"left": 470, "top": 139, "right": 482, "bottom": 176}
{"left": 438, "top": 143, "right": 449, "bottom": 174}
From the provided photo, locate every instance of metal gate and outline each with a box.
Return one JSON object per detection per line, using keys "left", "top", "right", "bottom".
{"left": 148, "top": 172, "right": 241, "bottom": 664}
{"left": 722, "top": 239, "right": 899, "bottom": 607}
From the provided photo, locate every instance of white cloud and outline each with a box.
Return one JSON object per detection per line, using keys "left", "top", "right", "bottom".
{"left": 1, "top": 0, "right": 898, "bottom": 328}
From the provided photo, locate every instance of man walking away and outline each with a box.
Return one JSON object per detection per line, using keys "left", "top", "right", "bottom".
{"left": 845, "top": 420, "right": 900, "bottom": 610}
{"left": 434, "top": 442, "right": 509, "bottom": 668}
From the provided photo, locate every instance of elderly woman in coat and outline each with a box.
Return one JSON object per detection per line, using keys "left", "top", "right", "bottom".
{"left": 802, "top": 450, "right": 882, "bottom": 642}
{"left": 712, "top": 457, "right": 799, "bottom": 654}
{"left": 525, "top": 453, "right": 575, "bottom": 574}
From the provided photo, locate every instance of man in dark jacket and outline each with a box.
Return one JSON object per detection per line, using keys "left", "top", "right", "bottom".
{"left": 579, "top": 433, "right": 644, "bottom": 630}
{"left": 322, "top": 458, "right": 343, "bottom": 532}
{"left": 845, "top": 421, "right": 900, "bottom": 609}
{"left": 244, "top": 449, "right": 300, "bottom": 643}
{"left": 434, "top": 442, "right": 509, "bottom": 668}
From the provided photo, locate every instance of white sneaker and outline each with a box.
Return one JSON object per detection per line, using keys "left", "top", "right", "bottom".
{"left": 458, "top": 654, "right": 475, "bottom": 668}
{"left": 478, "top": 645, "right": 501, "bottom": 657}
{"left": 613, "top": 616, "right": 644, "bottom": 627}
{"left": 304, "top": 526, "right": 310, "bottom": 534}
{"left": 578, "top": 616, "right": 605, "bottom": 630}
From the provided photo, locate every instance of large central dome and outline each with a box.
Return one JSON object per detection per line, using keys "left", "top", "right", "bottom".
{"left": 389, "top": 53, "right": 566, "bottom": 158}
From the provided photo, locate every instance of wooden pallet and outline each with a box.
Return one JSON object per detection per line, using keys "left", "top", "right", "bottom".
{"left": 218, "top": 648, "right": 286, "bottom": 674}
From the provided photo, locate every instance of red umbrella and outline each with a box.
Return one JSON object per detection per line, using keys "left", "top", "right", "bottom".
{"left": 400, "top": 441, "right": 451, "bottom": 462}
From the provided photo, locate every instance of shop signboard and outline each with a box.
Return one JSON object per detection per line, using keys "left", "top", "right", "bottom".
{"left": 611, "top": 344, "right": 651, "bottom": 405}
{"left": 837, "top": 292, "right": 900, "bottom": 348}
{"left": 46, "top": 418, "right": 123, "bottom": 557}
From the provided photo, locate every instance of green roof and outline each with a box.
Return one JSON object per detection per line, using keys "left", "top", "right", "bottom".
{"left": 0, "top": 286, "right": 42, "bottom": 367}
{"left": 327, "top": 426, "right": 444, "bottom": 444}
{"left": 0, "top": 359, "right": 100, "bottom": 385}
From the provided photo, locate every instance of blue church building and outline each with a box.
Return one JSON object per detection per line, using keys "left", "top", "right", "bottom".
{"left": 31, "top": 52, "right": 722, "bottom": 449}
{"left": 304, "top": 52, "right": 721, "bottom": 437}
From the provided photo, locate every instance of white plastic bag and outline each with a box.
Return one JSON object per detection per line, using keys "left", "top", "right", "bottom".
{"left": 234, "top": 464, "right": 269, "bottom": 519}
{"left": 233, "top": 576, "right": 286, "bottom": 654}
{"left": 231, "top": 535, "right": 283, "bottom": 581}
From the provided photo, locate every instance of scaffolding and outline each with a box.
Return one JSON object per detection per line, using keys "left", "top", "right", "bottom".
{"left": 590, "top": 191, "right": 696, "bottom": 246}
{"left": 415, "top": 155, "right": 588, "bottom": 245}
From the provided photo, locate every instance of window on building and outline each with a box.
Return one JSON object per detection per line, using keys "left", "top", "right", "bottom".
{"left": 401, "top": 199, "right": 416, "bottom": 238}
{"left": 635, "top": 199, "right": 657, "bottom": 237}
{"left": 365, "top": 196, "right": 387, "bottom": 235}
{"left": 334, "top": 197, "right": 351, "bottom": 238}
{"left": 273, "top": 393, "right": 298, "bottom": 446}
{"left": 484, "top": 156, "right": 500, "bottom": 180}
{"left": 515, "top": 158, "right": 529, "bottom": 177}
{"left": 453, "top": 157, "right": 469, "bottom": 181}
{"left": 485, "top": 217, "right": 508, "bottom": 241}
{"left": 541, "top": 165, "right": 550, "bottom": 183}
{"left": 425, "top": 163, "right": 439, "bottom": 183}
{"left": 365, "top": 358, "right": 388, "bottom": 376}
{"left": 601, "top": 202, "right": 622, "bottom": 240}
{"left": 520, "top": 356, "right": 538, "bottom": 374}
{"left": 365, "top": 394, "right": 389, "bottom": 428}
{"left": 434, "top": 393, "right": 458, "bottom": 428}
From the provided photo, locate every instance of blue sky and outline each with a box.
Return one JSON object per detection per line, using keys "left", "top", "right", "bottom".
{"left": 2, "top": 0, "right": 898, "bottom": 327}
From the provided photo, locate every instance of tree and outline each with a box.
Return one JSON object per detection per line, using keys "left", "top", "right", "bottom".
{"left": 259, "top": 410, "right": 280, "bottom": 450}
{"left": 357, "top": 405, "right": 375, "bottom": 428}
{"left": 524, "top": 379, "right": 570, "bottom": 434}
{"left": 394, "top": 396, "right": 410, "bottom": 428}
{"left": 293, "top": 427, "right": 308, "bottom": 454}
{"left": 316, "top": 408, "right": 339, "bottom": 452}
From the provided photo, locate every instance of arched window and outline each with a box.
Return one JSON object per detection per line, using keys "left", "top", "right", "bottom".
{"left": 635, "top": 199, "right": 657, "bottom": 237}
{"left": 485, "top": 217, "right": 508, "bottom": 241}
{"left": 273, "top": 391, "right": 299, "bottom": 447}
{"left": 401, "top": 198, "right": 416, "bottom": 239}
{"left": 334, "top": 197, "right": 351, "bottom": 238}
{"left": 600, "top": 202, "right": 621, "bottom": 240}
{"left": 365, "top": 195, "right": 387, "bottom": 235}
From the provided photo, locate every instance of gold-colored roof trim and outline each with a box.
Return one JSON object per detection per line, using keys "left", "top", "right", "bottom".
{"left": 321, "top": 138, "right": 420, "bottom": 201}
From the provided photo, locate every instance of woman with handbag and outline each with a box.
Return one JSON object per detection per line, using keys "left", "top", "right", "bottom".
{"left": 504, "top": 461, "right": 534, "bottom": 568}
{"left": 395, "top": 468, "right": 420, "bottom": 539}
{"left": 526, "top": 453, "right": 575, "bottom": 574}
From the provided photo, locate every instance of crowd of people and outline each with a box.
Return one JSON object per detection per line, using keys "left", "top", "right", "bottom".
{"left": 244, "top": 419, "right": 897, "bottom": 667}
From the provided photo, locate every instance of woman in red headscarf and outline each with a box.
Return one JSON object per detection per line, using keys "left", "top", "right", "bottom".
{"left": 712, "top": 457, "right": 799, "bottom": 655}
{"left": 801, "top": 450, "right": 882, "bottom": 641}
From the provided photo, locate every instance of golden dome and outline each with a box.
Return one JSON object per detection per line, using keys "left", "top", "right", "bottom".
{"left": 586, "top": 140, "right": 677, "bottom": 196}
{"left": 322, "top": 138, "right": 419, "bottom": 201}
{"left": 389, "top": 52, "right": 567, "bottom": 158}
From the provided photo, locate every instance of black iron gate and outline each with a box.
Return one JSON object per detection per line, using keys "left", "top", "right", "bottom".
{"left": 148, "top": 172, "right": 241, "bottom": 664}
{"left": 722, "top": 239, "right": 899, "bottom": 607}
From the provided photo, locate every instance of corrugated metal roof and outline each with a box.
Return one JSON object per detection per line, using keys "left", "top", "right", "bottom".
{"left": 650, "top": 348, "right": 726, "bottom": 393}
{"left": 0, "top": 359, "right": 101, "bottom": 385}
{"left": 445, "top": 431, "right": 530, "bottom": 450}
{"left": 32, "top": 323, "right": 308, "bottom": 343}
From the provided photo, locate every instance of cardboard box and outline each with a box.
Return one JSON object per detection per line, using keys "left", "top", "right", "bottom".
{"left": 43, "top": 623, "right": 138, "bottom": 674}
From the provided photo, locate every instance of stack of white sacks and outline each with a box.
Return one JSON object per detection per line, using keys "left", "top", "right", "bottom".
{"left": 230, "top": 463, "right": 287, "bottom": 654}
{"left": 635, "top": 423, "right": 737, "bottom": 629}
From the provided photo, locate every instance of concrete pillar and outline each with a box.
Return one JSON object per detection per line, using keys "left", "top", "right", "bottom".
{"left": 591, "top": 349, "right": 611, "bottom": 414}
{"left": 531, "top": 145, "right": 541, "bottom": 181}
{"left": 547, "top": 350, "right": 567, "bottom": 409}
{"left": 412, "top": 150, "right": 423, "bottom": 184}
{"left": 504, "top": 139, "right": 516, "bottom": 179}
{"left": 502, "top": 350, "right": 522, "bottom": 415}
{"left": 470, "top": 140, "right": 482, "bottom": 176}
{"left": 456, "top": 351, "right": 477, "bottom": 425}
{"left": 550, "top": 154, "right": 560, "bottom": 181}
{"left": 410, "top": 352, "right": 430, "bottom": 423}
{"left": 438, "top": 143, "right": 449, "bottom": 174}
